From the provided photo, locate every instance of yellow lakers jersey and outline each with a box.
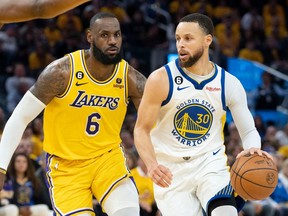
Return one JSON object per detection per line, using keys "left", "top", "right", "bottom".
{"left": 43, "top": 50, "right": 129, "bottom": 159}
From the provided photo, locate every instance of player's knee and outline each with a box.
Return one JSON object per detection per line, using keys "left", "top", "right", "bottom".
{"left": 103, "top": 178, "right": 139, "bottom": 215}
{"left": 207, "top": 197, "right": 237, "bottom": 216}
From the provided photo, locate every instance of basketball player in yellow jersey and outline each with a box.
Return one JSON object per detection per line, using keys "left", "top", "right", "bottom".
{"left": 0, "top": 12, "right": 146, "bottom": 216}
{"left": 0, "top": 0, "right": 91, "bottom": 28}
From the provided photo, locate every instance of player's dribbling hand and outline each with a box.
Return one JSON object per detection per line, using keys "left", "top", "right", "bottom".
{"left": 236, "top": 147, "right": 273, "bottom": 160}
{"left": 0, "top": 172, "right": 5, "bottom": 191}
{"left": 148, "top": 164, "right": 173, "bottom": 188}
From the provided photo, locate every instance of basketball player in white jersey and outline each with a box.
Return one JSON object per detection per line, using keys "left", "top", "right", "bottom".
{"left": 134, "top": 13, "right": 272, "bottom": 216}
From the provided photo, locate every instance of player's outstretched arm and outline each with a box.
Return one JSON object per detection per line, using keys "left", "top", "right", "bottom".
{"left": 134, "top": 67, "right": 173, "bottom": 188}
{"left": 0, "top": 56, "right": 71, "bottom": 191}
{"left": 0, "top": 0, "right": 91, "bottom": 23}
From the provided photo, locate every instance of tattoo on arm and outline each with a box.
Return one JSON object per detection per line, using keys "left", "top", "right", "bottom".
{"left": 32, "top": 57, "right": 70, "bottom": 103}
{"left": 129, "top": 66, "right": 146, "bottom": 96}
{"left": 135, "top": 70, "right": 146, "bottom": 95}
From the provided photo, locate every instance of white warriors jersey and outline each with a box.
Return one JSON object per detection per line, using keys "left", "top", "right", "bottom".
{"left": 151, "top": 59, "right": 230, "bottom": 158}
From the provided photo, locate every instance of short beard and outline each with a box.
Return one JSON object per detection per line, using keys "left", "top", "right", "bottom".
{"left": 179, "top": 47, "right": 204, "bottom": 68}
{"left": 92, "top": 42, "right": 122, "bottom": 65}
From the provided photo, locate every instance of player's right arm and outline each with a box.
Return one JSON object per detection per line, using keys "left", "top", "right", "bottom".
{"left": 134, "top": 67, "right": 173, "bottom": 188}
{"left": 0, "top": 56, "right": 71, "bottom": 190}
{"left": 0, "top": 0, "right": 91, "bottom": 23}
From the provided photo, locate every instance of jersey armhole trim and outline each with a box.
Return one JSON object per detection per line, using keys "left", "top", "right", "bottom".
{"left": 221, "top": 68, "right": 227, "bottom": 111}
{"left": 162, "top": 65, "right": 173, "bottom": 106}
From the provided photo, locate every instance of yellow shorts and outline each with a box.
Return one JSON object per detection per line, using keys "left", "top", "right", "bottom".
{"left": 46, "top": 146, "right": 131, "bottom": 215}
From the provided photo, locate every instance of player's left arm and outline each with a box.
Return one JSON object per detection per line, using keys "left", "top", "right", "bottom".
{"left": 0, "top": 0, "right": 91, "bottom": 23}
{"left": 226, "top": 75, "right": 272, "bottom": 159}
{"left": 127, "top": 65, "right": 146, "bottom": 110}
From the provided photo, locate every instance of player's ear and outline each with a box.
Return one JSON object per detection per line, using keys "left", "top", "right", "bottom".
{"left": 87, "top": 29, "right": 92, "bottom": 44}
{"left": 205, "top": 34, "right": 213, "bottom": 48}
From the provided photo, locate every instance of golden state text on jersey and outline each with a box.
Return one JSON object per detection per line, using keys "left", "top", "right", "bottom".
{"left": 173, "top": 100, "right": 213, "bottom": 146}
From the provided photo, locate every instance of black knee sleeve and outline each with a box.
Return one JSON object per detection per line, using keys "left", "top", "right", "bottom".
{"left": 207, "top": 197, "right": 236, "bottom": 216}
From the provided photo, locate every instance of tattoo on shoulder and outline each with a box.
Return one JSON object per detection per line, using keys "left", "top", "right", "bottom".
{"left": 129, "top": 66, "right": 146, "bottom": 95}
{"left": 135, "top": 71, "right": 146, "bottom": 95}
{"left": 35, "top": 57, "right": 70, "bottom": 96}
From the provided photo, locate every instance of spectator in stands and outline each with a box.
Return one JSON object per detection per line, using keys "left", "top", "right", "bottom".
{"left": 43, "top": 19, "right": 62, "bottom": 49}
{"left": 28, "top": 41, "right": 55, "bottom": 78}
{"left": 101, "top": 0, "right": 131, "bottom": 24}
{"left": 263, "top": 125, "right": 280, "bottom": 150}
{"left": 269, "top": 155, "right": 288, "bottom": 216}
{"left": 121, "top": 128, "right": 135, "bottom": 150}
{"left": 254, "top": 115, "right": 267, "bottom": 139}
{"left": 212, "top": 0, "right": 233, "bottom": 23}
{"left": 6, "top": 153, "right": 52, "bottom": 216}
{"left": 5, "top": 62, "right": 35, "bottom": 115}
{"left": 82, "top": 1, "right": 101, "bottom": 30}
{"left": 34, "top": 152, "right": 52, "bottom": 210}
{"left": 240, "top": 199, "right": 276, "bottom": 216}
{"left": 0, "top": 26, "right": 18, "bottom": 54}
{"left": 276, "top": 123, "right": 288, "bottom": 146}
{"left": 131, "top": 157, "right": 160, "bottom": 216}
{"left": 15, "top": 137, "right": 40, "bottom": 170}
{"left": 238, "top": 39, "right": 264, "bottom": 63}
{"left": 53, "top": 32, "right": 82, "bottom": 58}
{"left": 0, "top": 39, "right": 14, "bottom": 75}
{"left": 124, "top": 113, "right": 137, "bottom": 135}
{"left": 56, "top": 10, "right": 83, "bottom": 33}
{"left": 262, "top": 36, "right": 282, "bottom": 66}
{"left": 215, "top": 13, "right": 240, "bottom": 57}
{"left": 169, "top": 0, "right": 191, "bottom": 24}
{"left": 0, "top": 107, "right": 6, "bottom": 137}
{"left": 241, "top": 7, "right": 264, "bottom": 32}
{"left": 225, "top": 121, "right": 244, "bottom": 167}
{"left": 263, "top": 0, "right": 286, "bottom": 38}
{"left": 252, "top": 72, "right": 285, "bottom": 110}
{"left": 279, "top": 158, "right": 288, "bottom": 190}
{"left": 30, "top": 117, "right": 44, "bottom": 160}
{"left": 0, "top": 177, "right": 19, "bottom": 216}
{"left": 124, "top": 9, "right": 149, "bottom": 48}
{"left": 125, "top": 148, "right": 138, "bottom": 170}
{"left": 190, "top": 0, "right": 213, "bottom": 17}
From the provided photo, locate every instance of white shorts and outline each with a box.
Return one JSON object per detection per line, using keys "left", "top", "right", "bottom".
{"left": 154, "top": 145, "right": 232, "bottom": 216}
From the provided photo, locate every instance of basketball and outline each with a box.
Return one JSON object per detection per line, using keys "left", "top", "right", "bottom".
{"left": 230, "top": 153, "right": 278, "bottom": 200}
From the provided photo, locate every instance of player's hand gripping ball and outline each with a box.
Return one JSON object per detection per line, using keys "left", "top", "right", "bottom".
{"left": 230, "top": 153, "right": 278, "bottom": 200}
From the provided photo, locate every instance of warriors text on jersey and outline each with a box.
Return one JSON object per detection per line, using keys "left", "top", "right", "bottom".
{"left": 151, "top": 59, "right": 238, "bottom": 158}
{"left": 43, "top": 50, "right": 129, "bottom": 159}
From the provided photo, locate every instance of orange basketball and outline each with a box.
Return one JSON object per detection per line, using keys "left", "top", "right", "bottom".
{"left": 230, "top": 153, "right": 278, "bottom": 200}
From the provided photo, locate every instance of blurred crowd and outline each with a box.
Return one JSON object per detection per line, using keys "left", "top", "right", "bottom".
{"left": 0, "top": 0, "right": 288, "bottom": 215}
